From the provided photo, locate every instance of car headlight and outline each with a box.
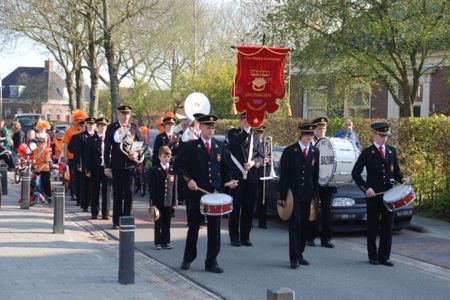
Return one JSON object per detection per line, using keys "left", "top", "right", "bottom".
{"left": 332, "top": 197, "right": 355, "bottom": 207}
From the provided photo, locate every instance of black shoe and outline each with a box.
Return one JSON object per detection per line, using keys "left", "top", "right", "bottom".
{"left": 321, "top": 241, "right": 335, "bottom": 248}
{"left": 231, "top": 241, "right": 241, "bottom": 247}
{"left": 205, "top": 265, "right": 224, "bottom": 274}
{"left": 154, "top": 244, "right": 162, "bottom": 250}
{"left": 369, "top": 259, "right": 380, "bottom": 265}
{"left": 259, "top": 224, "right": 267, "bottom": 229}
{"left": 306, "top": 240, "right": 315, "bottom": 247}
{"left": 102, "top": 216, "right": 109, "bottom": 220}
{"left": 241, "top": 241, "right": 253, "bottom": 247}
{"left": 290, "top": 261, "right": 299, "bottom": 269}
{"left": 162, "top": 244, "right": 173, "bottom": 249}
{"left": 180, "top": 261, "right": 190, "bottom": 270}
{"left": 298, "top": 258, "right": 309, "bottom": 266}
{"left": 111, "top": 224, "right": 119, "bottom": 230}
{"left": 379, "top": 260, "right": 394, "bottom": 267}
{"left": 91, "top": 215, "right": 98, "bottom": 220}
{"left": 83, "top": 208, "right": 88, "bottom": 212}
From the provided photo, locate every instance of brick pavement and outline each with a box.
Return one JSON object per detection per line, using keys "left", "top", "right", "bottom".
{"left": 0, "top": 178, "right": 222, "bottom": 300}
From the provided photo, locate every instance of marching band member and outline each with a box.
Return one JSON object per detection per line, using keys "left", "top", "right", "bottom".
{"left": 152, "top": 112, "right": 178, "bottom": 166}
{"left": 175, "top": 114, "right": 237, "bottom": 274}
{"left": 63, "top": 110, "right": 86, "bottom": 202}
{"left": 85, "top": 117, "right": 110, "bottom": 220}
{"left": 68, "top": 117, "right": 96, "bottom": 212}
{"left": 278, "top": 123, "right": 319, "bottom": 269}
{"left": 306, "top": 116, "right": 335, "bottom": 248}
{"left": 352, "top": 122, "right": 409, "bottom": 266}
{"left": 226, "top": 113, "right": 261, "bottom": 247}
{"left": 149, "top": 145, "right": 177, "bottom": 250}
{"left": 104, "top": 105, "right": 146, "bottom": 229}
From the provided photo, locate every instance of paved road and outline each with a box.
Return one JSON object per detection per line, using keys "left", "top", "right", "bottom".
{"left": 88, "top": 194, "right": 450, "bottom": 300}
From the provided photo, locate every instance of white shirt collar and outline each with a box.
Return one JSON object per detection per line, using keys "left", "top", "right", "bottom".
{"left": 201, "top": 136, "right": 211, "bottom": 144}
{"left": 160, "top": 162, "right": 170, "bottom": 169}
{"left": 373, "top": 141, "right": 385, "bottom": 150}
{"left": 298, "top": 141, "right": 309, "bottom": 152}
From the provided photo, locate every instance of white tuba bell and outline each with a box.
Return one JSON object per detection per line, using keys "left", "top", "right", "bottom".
{"left": 184, "top": 92, "right": 210, "bottom": 120}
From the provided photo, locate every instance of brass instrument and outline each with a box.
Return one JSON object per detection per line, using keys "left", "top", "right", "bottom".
{"left": 259, "top": 135, "right": 277, "bottom": 205}
{"left": 113, "top": 127, "right": 147, "bottom": 163}
{"left": 180, "top": 92, "right": 211, "bottom": 142}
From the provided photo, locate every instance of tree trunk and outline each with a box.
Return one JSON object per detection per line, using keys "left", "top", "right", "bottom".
{"left": 86, "top": 1, "right": 100, "bottom": 117}
{"left": 75, "top": 64, "right": 86, "bottom": 111}
{"left": 65, "top": 74, "right": 76, "bottom": 111}
{"left": 102, "top": 0, "right": 119, "bottom": 121}
{"left": 89, "top": 65, "right": 100, "bottom": 116}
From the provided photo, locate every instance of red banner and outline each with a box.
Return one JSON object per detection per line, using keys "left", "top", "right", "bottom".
{"left": 232, "top": 46, "right": 289, "bottom": 127}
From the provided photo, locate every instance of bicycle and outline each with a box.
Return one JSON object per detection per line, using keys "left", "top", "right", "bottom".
{"left": 14, "top": 155, "right": 32, "bottom": 183}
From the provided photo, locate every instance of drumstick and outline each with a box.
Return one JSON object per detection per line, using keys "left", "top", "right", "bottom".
{"left": 197, "top": 187, "right": 211, "bottom": 194}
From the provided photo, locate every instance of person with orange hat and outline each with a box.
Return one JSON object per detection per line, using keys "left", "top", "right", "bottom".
{"left": 36, "top": 120, "right": 51, "bottom": 150}
{"left": 63, "top": 110, "right": 87, "bottom": 202}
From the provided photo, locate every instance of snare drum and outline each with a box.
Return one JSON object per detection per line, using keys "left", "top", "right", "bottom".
{"left": 383, "top": 185, "right": 415, "bottom": 212}
{"left": 200, "top": 193, "right": 233, "bottom": 216}
{"left": 315, "top": 137, "right": 360, "bottom": 186}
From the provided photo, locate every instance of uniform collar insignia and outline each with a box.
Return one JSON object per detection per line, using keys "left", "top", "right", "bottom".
{"left": 388, "top": 150, "right": 392, "bottom": 154}
{"left": 215, "top": 144, "right": 218, "bottom": 148}
{"left": 197, "top": 144, "right": 201, "bottom": 148}
{"left": 311, "top": 149, "right": 314, "bottom": 153}
{"left": 371, "top": 149, "right": 375, "bottom": 153}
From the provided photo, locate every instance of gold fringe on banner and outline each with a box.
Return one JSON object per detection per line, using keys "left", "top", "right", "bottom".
{"left": 286, "top": 103, "right": 292, "bottom": 117}
{"left": 230, "top": 101, "right": 238, "bottom": 115}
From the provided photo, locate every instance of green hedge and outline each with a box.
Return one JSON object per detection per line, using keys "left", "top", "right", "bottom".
{"left": 217, "top": 115, "right": 450, "bottom": 215}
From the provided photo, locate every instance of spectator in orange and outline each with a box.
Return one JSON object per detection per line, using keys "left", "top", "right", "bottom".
{"left": 32, "top": 138, "right": 52, "bottom": 203}
{"left": 36, "top": 120, "right": 51, "bottom": 149}
{"left": 52, "top": 130, "right": 65, "bottom": 163}
{"left": 63, "top": 110, "right": 87, "bottom": 201}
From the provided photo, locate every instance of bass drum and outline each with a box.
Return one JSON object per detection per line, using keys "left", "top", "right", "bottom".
{"left": 316, "top": 137, "right": 360, "bottom": 186}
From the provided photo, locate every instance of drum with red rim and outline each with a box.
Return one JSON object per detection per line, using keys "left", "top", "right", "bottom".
{"left": 200, "top": 193, "right": 233, "bottom": 216}
{"left": 383, "top": 184, "right": 415, "bottom": 212}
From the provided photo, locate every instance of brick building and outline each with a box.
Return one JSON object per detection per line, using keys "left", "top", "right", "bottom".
{"left": 291, "top": 64, "right": 450, "bottom": 119}
{"left": 1, "top": 59, "right": 71, "bottom": 122}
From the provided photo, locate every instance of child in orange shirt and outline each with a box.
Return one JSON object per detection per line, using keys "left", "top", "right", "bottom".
{"left": 32, "top": 138, "right": 52, "bottom": 203}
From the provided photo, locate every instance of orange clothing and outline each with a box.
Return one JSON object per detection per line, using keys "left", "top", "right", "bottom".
{"left": 32, "top": 148, "right": 51, "bottom": 172}
{"left": 63, "top": 126, "right": 80, "bottom": 160}
{"left": 53, "top": 137, "right": 63, "bottom": 160}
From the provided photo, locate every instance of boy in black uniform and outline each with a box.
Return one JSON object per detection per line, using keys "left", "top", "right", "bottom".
{"left": 85, "top": 117, "right": 110, "bottom": 220}
{"left": 278, "top": 122, "right": 320, "bottom": 269}
{"left": 352, "top": 122, "right": 409, "bottom": 266}
{"left": 175, "top": 114, "right": 237, "bottom": 274}
{"left": 149, "top": 146, "right": 177, "bottom": 250}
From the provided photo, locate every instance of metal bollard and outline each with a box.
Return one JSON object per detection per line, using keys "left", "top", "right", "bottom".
{"left": 0, "top": 163, "right": 8, "bottom": 195}
{"left": 118, "top": 216, "right": 135, "bottom": 285}
{"left": 267, "top": 287, "right": 295, "bottom": 300}
{"left": 53, "top": 186, "right": 65, "bottom": 234}
{"left": 20, "top": 171, "right": 31, "bottom": 209}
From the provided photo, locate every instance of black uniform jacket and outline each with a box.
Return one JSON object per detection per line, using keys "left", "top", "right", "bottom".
{"left": 226, "top": 128, "right": 261, "bottom": 183}
{"left": 84, "top": 132, "right": 104, "bottom": 174}
{"left": 278, "top": 142, "right": 320, "bottom": 202}
{"left": 149, "top": 165, "right": 177, "bottom": 207}
{"left": 152, "top": 132, "right": 180, "bottom": 165}
{"left": 352, "top": 144, "right": 403, "bottom": 194}
{"left": 174, "top": 137, "right": 232, "bottom": 197}
{"left": 104, "top": 121, "right": 145, "bottom": 170}
{"left": 68, "top": 130, "right": 92, "bottom": 172}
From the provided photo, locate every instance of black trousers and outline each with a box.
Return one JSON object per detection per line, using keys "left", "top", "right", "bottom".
{"left": 255, "top": 177, "right": 267, "bottom": 226}
{"left": 68, "top": 159, "right": 77, "bottom": 199}
{"left": 307, "top": 186, "right": 333, "bottom": 242}
{"left": 80, "top": 173, "right": 91, "bottom": 211}
{"left": 366, "top": 196, "right": 394, "bottom": 261}
{"left": 228, "top": 179, "right": 257, "bottom": 243}
{"left": 289, "top": 201, "right": 310, "bottom": 263}
{"left": 90, "top": 166, "right": 109, "bottom": 218}
{"left": 183, "top": 197, "right": 221, "bottom": 267}
{"left": 36, "top": 171, "right": 51, "bottom": 198}
{"left": 154, "top": 206, "right": 172, "bottom": 245}
{"left": 112, "top": 168, "right": 135, "bottom": 226}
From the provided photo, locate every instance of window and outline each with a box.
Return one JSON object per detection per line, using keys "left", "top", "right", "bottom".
{"left": 47, "top": 109, "right": 52, "bottom": 121}
{"left": 304, "top": 86, "right": 328, "bottom": 118}
{"left": 56, "top": 109, "right": 61, "bottom": 121}
{"left": 66, "top": 110, "right": 70, "bottom": 123}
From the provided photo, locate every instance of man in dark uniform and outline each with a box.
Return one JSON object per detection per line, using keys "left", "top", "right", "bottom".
{"left": 69, "top": 117, "right": 96, "bottom": 212}
{"left": 226, "top": 113, "right": 262, "bottom": 247}
{"left": 104, "top": 105, "right": 146, "bottom": 229}
{"left": 306, "top": 116, "right": 335, "bottom": 248}
{"left": 152, "top": 113, "right": 179, "bottom": 166}
{"left": 175, "top": 114, "right": 237, "bottom": 274}
{"left": 85, "top": 117, "right": 110, "bottom": 220}
{"left": 278, "top": 122, "right": 320, "bottom": 269}
{"left": 352, "top": 122, "right": 409, "bottom": 266}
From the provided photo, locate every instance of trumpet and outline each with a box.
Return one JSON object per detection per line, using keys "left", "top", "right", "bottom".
{"left": 260, "top": 135, "right": 277, "bottom": 181}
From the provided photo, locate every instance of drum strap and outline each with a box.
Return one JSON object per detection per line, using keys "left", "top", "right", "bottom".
{"left": 230, "top": 152, "right": 247, "bottom": 179}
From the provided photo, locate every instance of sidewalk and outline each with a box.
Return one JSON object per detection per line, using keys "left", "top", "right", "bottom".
{"left": 0, "top": 176, "right": 221, "bottom": 300}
